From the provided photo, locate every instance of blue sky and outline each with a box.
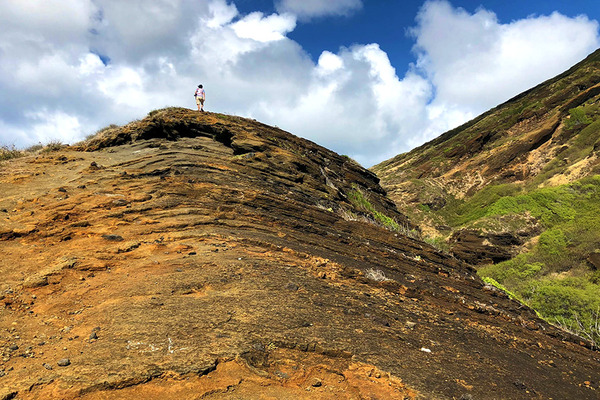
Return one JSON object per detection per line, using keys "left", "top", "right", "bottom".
{"left": 237, "top": 0, "right": 600, "bottom": 76}
{"left": 1, "top": 0, "right": 599, "bottom": 166}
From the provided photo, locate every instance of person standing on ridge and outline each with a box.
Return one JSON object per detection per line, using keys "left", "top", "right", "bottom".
{"left": 194, "top": 84, "right": 206, "bottom": 112}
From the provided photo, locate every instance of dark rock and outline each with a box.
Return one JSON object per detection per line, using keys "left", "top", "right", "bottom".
{"left": 8, "top": 344, "right": 18, "bottom": 351}
{"left": 43, "top": 363, "right": 53, "bottom": 370}
{"left": 587, "top": 253, "right": 600, "bottom": 270}
{"left": 102, "top": 234, "right": 124, "bottom": 242}
{"left": 57, "top": 358, "right": 71, "bottom": 367}
{"left": 449, "top": 229, "right": 520, "bottom": 265}
{"left": 2, "top": 107, "right": 600, "bottom": 399}
{"left": 0, "top": 390, "right": 17, "bottom": 400}
{"left": 513, "top": 380, "right": 527, "bottom": 390}
{"left": 89, "top": 331, "right": 98, "bottom": 340}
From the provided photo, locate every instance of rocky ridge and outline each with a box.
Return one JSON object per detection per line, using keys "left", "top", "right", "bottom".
{"left": 1, "top": 108, "right": 599, "bottom": 399}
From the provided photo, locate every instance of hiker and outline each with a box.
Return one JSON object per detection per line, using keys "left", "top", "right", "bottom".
{"left": 194, "top": 84, "right": 205, "bottom": 112}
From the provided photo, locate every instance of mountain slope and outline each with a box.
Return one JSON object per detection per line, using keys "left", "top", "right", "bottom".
{"left": 373, "top": 49, "right": 600, "bottom": 344}
{"left": 0, "top": 108, "right": 598, "bottom": 399}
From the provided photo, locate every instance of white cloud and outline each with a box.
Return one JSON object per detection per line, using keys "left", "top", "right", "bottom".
{"left": 252, "top": 43, "right": 432, "bottom": 165}
{"left": 231, "top": 12, "right": 296, "bottom": 42}
{"left": 0, "top": 0, "right": 598, "bottom": 168}
{"left": 0, "top": 0, "right": 96, "bottom": 45}
{"left": 25, "top": 110, "right": 84, "bottom": 145}
{"left": 275, "top": 0, "right": 362, "bottom": 20}
{"left": 206, "top": 0, "right": 238, "bottom": 28}
{"left": 316, "top": 51, "right": 344, "bottom": 75}
{"left": 412, "top": 0, "right": 600, "bottom": 112}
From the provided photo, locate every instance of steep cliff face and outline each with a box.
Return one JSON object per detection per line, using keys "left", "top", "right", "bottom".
{"left": 1, "top": 109, "right": 598, "bottom": 399}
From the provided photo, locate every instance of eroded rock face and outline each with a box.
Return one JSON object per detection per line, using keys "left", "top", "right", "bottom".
{"left": 449, "top": 230, "right": 524, "bottom": 265}
{"left": 1, "top": 109, "right": 599, "bottom": 399}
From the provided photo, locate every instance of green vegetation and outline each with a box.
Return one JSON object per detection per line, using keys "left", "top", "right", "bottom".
{"left": 440, "top": 176, "right": 600, "bottom": 230}
{"left": 482, "top": 276, "right": 519, "bottom": 300}
{"left": 566, "top": 106, "right": 592, "bottom": 129}
{"left": 347, "top": 186, "right": 419, "bottom": 238}
{"left": 458, "top": 176, "right": 600, "bottom": 344}
{"left": 423, "top": 236, "right": 450, "bottom": 253}
{"left": 405, "top": 174, "right": 600, "bottom": 343}
{"left": 348, "top": 186, "right": 400, "bottom": 231}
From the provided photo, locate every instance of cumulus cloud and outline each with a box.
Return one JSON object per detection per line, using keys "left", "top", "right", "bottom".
{"left": 231, "top": 12, "right": 296, "bottom": 42}
{"left": 254, "top": 44, "right": 431, "bottom": 163}
{"left": 0, "top": 0, "right": 598, "bottom": 167}
{"left": 412, "top": 0, "right": 600, "bottom": 112}
{"left": 275, "top": 0, "right": 362, "bottom": 20}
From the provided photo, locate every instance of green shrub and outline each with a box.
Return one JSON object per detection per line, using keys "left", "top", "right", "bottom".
{"left": 479, "top": 254, "right": 543, "bottom": 285}
{"left": 538, "top": 229, "right": 568, "bottom": 256}
{"left": 565, "top": 107, "right": 592, "bottom": 129}
{"left": 525, "top": 277, "right": 600, "bottom": 320}
{"left": 24, "top": 143, "right": 44, "bottom": 153}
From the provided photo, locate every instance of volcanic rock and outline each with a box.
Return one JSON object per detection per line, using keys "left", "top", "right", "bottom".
{"left": 0, "top": 108, "right": 598, "bottom": 399}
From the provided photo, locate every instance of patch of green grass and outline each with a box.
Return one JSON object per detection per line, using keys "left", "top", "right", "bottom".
{"left": 565, "top": 106, "right": 592, "bottom": 129}
{"left": 482, "top": 276, "right": 525, "bottom": 303}
{"left": 214, "top": 113, "right": 233, "bottom": 120}
{"left": 423, "top": 236, "right": 450, "bottom": 253}
{"left": 440, "top": 183, "right": 522, "bottom": 226}
{"left": 479, "top": 254, "right": 543, "bottom": 285}
{"left": 347, "top": 186, "right": 417, "bottom": 235}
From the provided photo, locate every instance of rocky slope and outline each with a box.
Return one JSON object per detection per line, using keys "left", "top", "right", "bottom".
{"left": 373, "top": 49, "right": 600, "bottom": 237}
{"left": 372, "top": 50, "right": 600, "bottom": 340}
{"left": 1, "top": 108, "right": 599, "bottom": 399}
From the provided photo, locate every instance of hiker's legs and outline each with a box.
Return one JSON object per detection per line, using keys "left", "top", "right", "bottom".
{"left": 196, "top": 97, "right": 201, "bottom": 111}
{"left": 200, "top": 98, "right": 205, "bottom": 111}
